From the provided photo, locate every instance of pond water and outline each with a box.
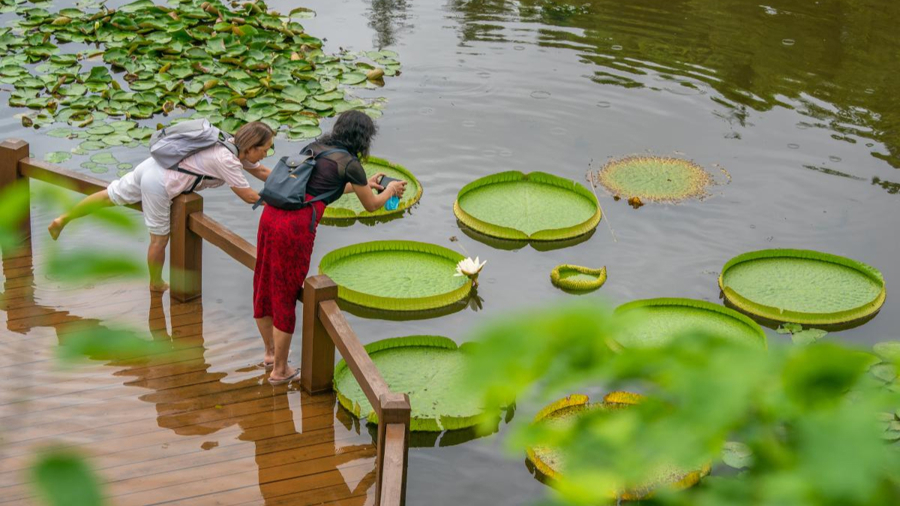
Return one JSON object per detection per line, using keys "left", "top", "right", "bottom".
{"left": 3, "top": 0, "right": 899, "bottom": 504}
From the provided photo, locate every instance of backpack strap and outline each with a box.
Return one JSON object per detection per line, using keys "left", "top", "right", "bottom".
{"left": 172, "top": 132, "right": 236, "bottom": 194}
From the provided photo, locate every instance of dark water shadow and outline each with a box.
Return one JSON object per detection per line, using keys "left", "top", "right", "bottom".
{"left": 336, "top": 287, "right": 485, "bottom": 321}
{"left": 458, "top": 221, "right": 596, "bottom": 252}
{"left": 321, "top": 208, "right": 408, "bottom": 228}
{"left": 336, "top": 402, "right": 511, "bottom": 448}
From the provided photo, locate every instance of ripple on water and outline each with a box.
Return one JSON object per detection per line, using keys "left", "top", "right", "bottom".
{"left": 829, "top": 156, "right": 842, "bottom": 162}
{"left": 419, "top": 107, "right": 435, "bottom": 115}
{"left": 782, "top": 38, "right": 796, "bottom": 46}
{"left": 530, "top": 91, "right": 551, "bottom": 99}
{"left": 788, "top": 143, "right": 800, "bottom": 149}
{"left": 462, "top": 119, "right": 477, "bottom": 128}
{"left": 596, "top": 101, "right": 611, "bottom": 108}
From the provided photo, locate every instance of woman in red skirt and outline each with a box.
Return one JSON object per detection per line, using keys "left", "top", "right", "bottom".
{"left": 253, "top": 111, "right": 407, "bottom": 385}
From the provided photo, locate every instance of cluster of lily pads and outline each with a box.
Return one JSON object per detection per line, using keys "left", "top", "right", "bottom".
{"left": 1, "top": 0, "right": 401, "bottom": 170}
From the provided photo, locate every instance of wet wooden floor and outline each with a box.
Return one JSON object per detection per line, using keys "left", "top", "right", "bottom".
{"left": 0, "top": 252, "right": 377, "bottom": 505}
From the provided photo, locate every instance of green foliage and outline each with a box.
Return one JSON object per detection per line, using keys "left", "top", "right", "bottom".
{"left": 720, "top": 249, "right": 886, "bottom": 325}
{"left": 466, "top": 302, "right": 900, "bottom": 505}
{"left": 31, "top": 449, "right": 105, "bottom": 506}
{"left": 1, "top": 0, "right": 398, "bottom": 148}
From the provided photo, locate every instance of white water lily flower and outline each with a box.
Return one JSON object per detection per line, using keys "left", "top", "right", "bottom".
{"left": 455, "top": 257, "right": 486, "bottom": 278}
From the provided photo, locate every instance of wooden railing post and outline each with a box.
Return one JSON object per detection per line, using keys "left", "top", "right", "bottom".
{"left": 0, "top": 139, "right": 31, "bottom": 260}
{"left": 170, "top": 193, "right": 203, "bottom": 302}
{"left": 301, "top": 275, "right": 338, "bottom": 394}
{"left": 376, "top": 392, "right": 411, "bottom": 506}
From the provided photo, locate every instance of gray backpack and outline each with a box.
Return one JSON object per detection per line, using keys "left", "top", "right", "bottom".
{"left": 149, "top": 119, "right": 239, "bottom": 193}
{"left": 253, "top": 145, "right": 351, "bottom": 231}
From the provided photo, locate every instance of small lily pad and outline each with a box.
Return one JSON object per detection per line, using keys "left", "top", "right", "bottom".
{"left": 791, "top": 328, "right": 828, "bottom": 346}
{"left": 78, "top": 140, "right": 106, "bottom": 151}
{"left": 47, "top": 127, "right": 75, "bottom": 138}
{"left": 550, "top": 265, "right": 607, "bottom": 292}
{"left": 90, "top": 152, "right": 119, "bottom": 165}
{"left": 722, "top": 441, "right": 754, "bottom": 469}
{"left": 44, "top": 151, "right": 72, "bottom": 164}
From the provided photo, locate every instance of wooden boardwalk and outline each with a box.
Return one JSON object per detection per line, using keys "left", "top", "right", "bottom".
{"left": 0, "top": 252, "right": 377, "bottom": 505}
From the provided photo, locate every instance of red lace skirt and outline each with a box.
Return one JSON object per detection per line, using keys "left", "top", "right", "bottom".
{"left": 252, "top": 199, "right": 326, "bottom": 334}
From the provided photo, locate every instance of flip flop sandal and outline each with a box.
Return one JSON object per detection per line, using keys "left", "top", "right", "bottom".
{"left": 268, "top": 369, "right": 300, "bottom": 386}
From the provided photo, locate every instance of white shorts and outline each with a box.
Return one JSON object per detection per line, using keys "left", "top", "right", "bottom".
{"left": 107, "top": 157, "right": 172, "bottom": 236}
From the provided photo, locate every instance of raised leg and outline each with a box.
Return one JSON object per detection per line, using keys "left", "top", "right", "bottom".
{"left": 48, "top": 189, "right": 114, "bottom": 240}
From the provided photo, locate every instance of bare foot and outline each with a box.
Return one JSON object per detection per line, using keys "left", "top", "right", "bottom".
{"left": 268, "top": 365, "right": 298, "bottom": 384}
{"left": 48, "top": 217, "right": 66, "bottom": 241}
{"left": 149, "top": 281, "right": 169, "bottom": 293}
{"left": 263, "top": 353, "right": 275, "bottom": 369}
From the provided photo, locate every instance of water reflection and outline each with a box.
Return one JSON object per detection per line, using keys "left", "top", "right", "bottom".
{"left": 0, "top": 252, "right": 376, "bottom": 505}
{"left": 368, "top": 0, "right": 413, "bottom": 49}
{"left": 119, "top": 293, "right": 377, "bottom": 504}
{"left": 444, "top": 0, "right": 900, "bottom": 168}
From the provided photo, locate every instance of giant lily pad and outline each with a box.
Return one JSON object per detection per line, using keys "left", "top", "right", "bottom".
{"left": 319, "top": 240, "right": 471, "bottom": 311}
{"left": 550, "top": 264, "right": 607, "bottom": 292}
{"left": 454, "top": 171, "right": 601, "bottom": 241}
{"left": 323, "top": 157, "right": 422, "bottom": 222}
{"left": 527, "top": 393, "right": 710, "bottom": 500}
{"left": 719, "top": 249, "right": 886, "bottom": 326}
{"left": 334, "top": 336, "right": 496, "bottom": 431}
{"left": 597, "top": 156, "right": 712, "bottom": 202}
{"left": 615, "top": 298, "right": 767, "bottom": 349}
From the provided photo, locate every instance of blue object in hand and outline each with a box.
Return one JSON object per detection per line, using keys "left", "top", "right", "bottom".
{"left": 385, "top": 195, "right": 400, "bottom": 211}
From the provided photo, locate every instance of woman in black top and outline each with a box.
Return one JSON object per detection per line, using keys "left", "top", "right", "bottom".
{"left": 252, "top": 111, "right": 406, "bottom": 385}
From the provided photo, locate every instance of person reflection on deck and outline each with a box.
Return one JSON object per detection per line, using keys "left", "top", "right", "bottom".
{"left": 111, "top": 292, "right": 378, "bottom": 504}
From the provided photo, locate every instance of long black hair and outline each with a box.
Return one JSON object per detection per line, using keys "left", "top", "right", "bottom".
{"left": 319, "top": 110, "right": 378, "bottom": 159}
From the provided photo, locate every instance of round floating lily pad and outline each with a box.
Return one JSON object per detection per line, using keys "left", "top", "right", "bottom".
{"left": 615, "top": 298, "right": 766, "bottom": 349}
{"left": 44, "top": 151, "right": 72, "bottom": 164}
{"left": 550, "top": 264, "right": 607, "bottom": 292}
{"left": 334, "top": 336, "right": 493, "bottom": 431}
{"left": 598, "top": 156, "right": 712, "bottom": 202}
{"left": 319, "top": 240, "right": 471, "bottom": 311}
{"left": 719, "top": 249, "right": 886, "bottom": 326}
{"left": 90, "top": 152, "right": 119, "bottom": 165}
{"left": 527, "top": 393, "right": 709, "bottom": 500}
{"left": 454, "top": 171, "right": 601, "bottom": 241}
{"left": 323, "top": 157, "right": 422, "bottom": 221}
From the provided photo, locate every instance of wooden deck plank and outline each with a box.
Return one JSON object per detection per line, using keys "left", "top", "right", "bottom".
{"left": 1, "top": 250, "right": 377, "bottom": 506}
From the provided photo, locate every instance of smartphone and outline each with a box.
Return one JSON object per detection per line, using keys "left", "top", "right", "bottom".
{"left": 376, "top": 175, "right": 401, "bottom": 194}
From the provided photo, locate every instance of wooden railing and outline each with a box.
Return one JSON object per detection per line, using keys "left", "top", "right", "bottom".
{"left": 0, "top": 139, "right": 410, "bottom": 506}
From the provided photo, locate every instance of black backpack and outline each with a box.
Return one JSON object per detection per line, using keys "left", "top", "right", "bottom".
{"left": 253, "top": 146, "right": 351, "bottom": 230}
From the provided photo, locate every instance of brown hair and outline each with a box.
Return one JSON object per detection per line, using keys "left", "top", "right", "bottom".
{"left": 233, "top": 121, "right": 274, "bottom": 155}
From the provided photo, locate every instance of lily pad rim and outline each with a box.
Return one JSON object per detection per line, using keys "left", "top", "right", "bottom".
{"left": 453, "top": 171, "right": 602, "bottom": 242}
{"left": 718, "top": 249, "right": 886, "bottom": 326}
{"left": 526, "top": 393, "right": 710, "bottom": 499}
{"left": 318, "top": 240, "right": 472, "bottom": 312}
{"left": 614, "top": 297, "right": 768, "bottom": 350}
{"left": 333, "top": 335, "right": 485, "bottom": 431}
{"left": 322, "top": 156, "right": 423, "bottom": 221}
{"left": 550, "top": 264, "right": 607, "bottom": 291}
